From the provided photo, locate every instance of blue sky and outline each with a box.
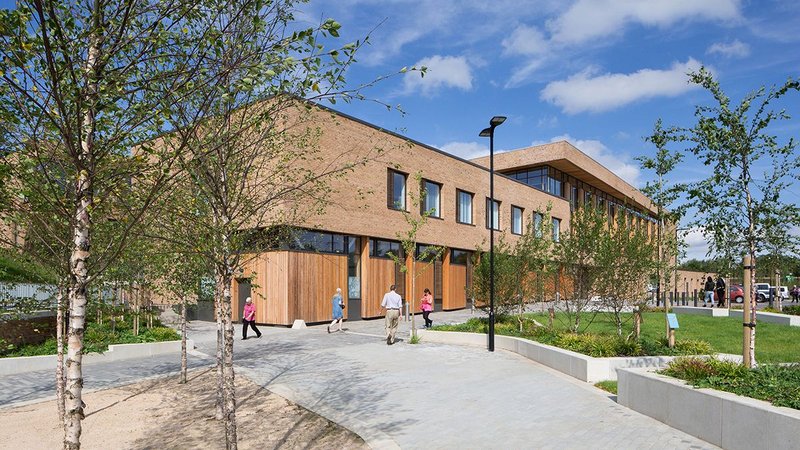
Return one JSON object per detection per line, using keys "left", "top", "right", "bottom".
{"left": 3, "top": 0, "right": 797, "bottom": 260}
{"left": 297, "top": 0, "right": 800, "bottom": 260}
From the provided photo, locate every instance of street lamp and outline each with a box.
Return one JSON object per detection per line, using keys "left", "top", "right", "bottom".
{"left": 479, "top": 115, "right": 506, "bottom": 352}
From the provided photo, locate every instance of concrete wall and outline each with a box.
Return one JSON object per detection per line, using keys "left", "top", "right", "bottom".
{"left": 618, "top": 368, "right": 800, "bottom": 450}
{"left": 418, "top": 330, "right": 676, "bottom": 383}
{"left": 672, "top": 306, "right": 730, "bottom": 317}
{"left": 728, "top": 309, "right": 800, "bottom": 326}
{"left": 0, "top": 339, "right": 193, "bottom": 376}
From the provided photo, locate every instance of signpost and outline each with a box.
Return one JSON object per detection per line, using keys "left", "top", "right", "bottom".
{"left": 667, "top": 313, "right": 679, "bottom": 348}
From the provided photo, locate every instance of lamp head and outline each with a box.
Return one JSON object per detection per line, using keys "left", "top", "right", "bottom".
{"left": 479, "top": 127, "right": 492, "bottom": 137}
{"left": 490, "top": 116, "right": 507, "bottom": 127}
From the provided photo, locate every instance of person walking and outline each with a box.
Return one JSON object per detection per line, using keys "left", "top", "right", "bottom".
{"left": 242, "top": 297, "right": 261, "bottom": 340}
{"left": 328, "top": 288, "right": 345, "bottom": 333}
{"left": 421, "top": 288, "right": 434, "bottom": 328}
{"left": 792, "top": 285, "right": 799, "bottom": 303}
{"left": 715, "top": 276, "right": 726, "bottom": 307}
{"left": 703, "top": 276, "right": 715, "bottom": 307}
{"left": 381, "top": 284, "right": 403, "bottom": 345}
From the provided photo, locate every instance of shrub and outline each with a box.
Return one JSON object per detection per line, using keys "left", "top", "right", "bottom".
{"left": 781, "top": 305, "right": 800, "bottom": 316}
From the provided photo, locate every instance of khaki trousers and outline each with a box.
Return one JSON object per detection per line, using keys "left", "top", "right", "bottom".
{"left": 385, "top": 309, "right": 400, "bottom": 343}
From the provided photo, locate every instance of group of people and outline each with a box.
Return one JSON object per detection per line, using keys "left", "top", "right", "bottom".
{"left": 703, "top": 276, "right": 727, "bottom": 307}
{"left": 791, "top": 286, "right": 800, "bottom": 303}
{"left": 241, "top": 285, "right": 436, "bottom": 345}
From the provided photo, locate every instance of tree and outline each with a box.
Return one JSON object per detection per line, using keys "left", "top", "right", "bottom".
{"left": 154, "top": 3, "right": 421, "bottom": 447}
{"left": 555, "top": 205, "right": 606, "bottom": 333}
{"left": 595, "top": 210, "right": 657, "bottom": 338}
{"left": 665, "top": 68, "right": 799, "bottom": 366}
{"left": 0, "top": 2, "right": 240, "bottom": 447}
{"left": 470, "top": 207, "right": 555, "bottom": 332}
{"left": 639, "top": 119, "right": 685, "bottom": 341}
{"left": 388, "top": 172, "right": 444, "bottom": 338}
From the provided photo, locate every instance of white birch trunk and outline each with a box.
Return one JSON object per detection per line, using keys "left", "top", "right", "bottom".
{"left": 215, "top": 279, "right": 224, "bottom": 421}
{"left": 180, "top": 300, "right": 187, "bottom": 384}
{"left": 221, "top": 273, "right": 238, "bottom": 449}
{"left": 56, "top": 285, "right": 66, "bottom": 424}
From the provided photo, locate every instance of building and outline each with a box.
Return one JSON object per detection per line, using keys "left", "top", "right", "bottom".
{"left": 231, "top": 105, "right": 660, "bottom": 325}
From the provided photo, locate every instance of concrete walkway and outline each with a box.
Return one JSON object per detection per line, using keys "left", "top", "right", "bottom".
{"left": 0, "top": 311, "right": 717, "bottom": 449}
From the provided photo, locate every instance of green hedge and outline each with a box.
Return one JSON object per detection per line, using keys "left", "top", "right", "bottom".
{"left": 661, "top": 357, "right": 800, "bottom": 410}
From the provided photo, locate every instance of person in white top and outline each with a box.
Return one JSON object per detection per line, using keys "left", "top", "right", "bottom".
{"left": 381, "top": 285, "right": 403, "bottom": 345}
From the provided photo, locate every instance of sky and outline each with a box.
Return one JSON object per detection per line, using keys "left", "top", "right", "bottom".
{"left": 295, "top": 0, "right": 800, "bottom": 261}
{"left": 2, "top": 0, "right": 798, "bottom": 260}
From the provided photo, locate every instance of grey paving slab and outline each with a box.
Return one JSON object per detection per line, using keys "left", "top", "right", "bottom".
{"left": 0, "top": 312, "right": 718, "bottom": 449}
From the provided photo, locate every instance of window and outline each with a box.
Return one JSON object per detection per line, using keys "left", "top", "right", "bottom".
{"left": 387, "top": 169, "right": 407, "bottom": 210}
{"left": 532, "top": 212, "right": 543, "bottom": 238}
{"left": 451, "top": 249, "right": 471, "bottom": 265}
{"left": 347, "top": 237, "right": 360, "bottom": 299}
{"left": 422, "top": 179, "right": 441, "bottom": 218}
{"left": 552, "top": 218, "right": 561, "bottom": 242}
{"left": 511, "top": 206, "right": 523, "bottom": 235}
{"left": 370, "top": 238, "right": 402, "bottom": 259}
{"left": 570, "top": 186, "right": 578, "bottom": 211}
{"left": 416, "top": 244, "right": 442, "bottom": 261}
{"left": 584, "top": 191, "right": 592, "bottom": 206}
{"left": 486, "top": 198, "right": 500, "bottom": 230}
{"left": 287, "top": 230, "right": 347, "bottom": 253}
{"left": 456, "top": 190, "right": 473, "bottom": 224}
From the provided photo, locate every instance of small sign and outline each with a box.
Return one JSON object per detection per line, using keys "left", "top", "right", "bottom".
{"left": 667, "top": 313, "right": 679, "bottom": 329}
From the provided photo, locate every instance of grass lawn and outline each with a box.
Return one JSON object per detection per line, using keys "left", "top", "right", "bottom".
{"left": 437, "top": 311, "right": 800, "bottom": 363}
{"left": 551, "top": 311, "right": 800, "bottom": 363}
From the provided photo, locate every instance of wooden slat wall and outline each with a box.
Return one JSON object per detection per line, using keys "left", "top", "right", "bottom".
{"left": 446, "top": 264, "right": 468, "bottom": 310}
{"left": 288, "top": 252, "right": 348, "bottom": 324}
{"left": 233, "top": 252, "right": 291, "bottom": 325}
{"left": 411, "top": 261, "right": 435, "bottom": 305}
{"left": 364, "top": 256, "right": 395, "bottom": 318}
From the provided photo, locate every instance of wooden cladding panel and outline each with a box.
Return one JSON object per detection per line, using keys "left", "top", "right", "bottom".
{"left": 445, "top": 264, "right": 468, "bottom": 310}
{"left": 233, "top": 252, "right": 290, "bottom": 325}
{"left": 288, "top": 252, "right": 348, "bottom": 324}
{"left": 411, "top": 262, "right": 435, "bottom": 306}
{"left": 364, "top": 256, "right": 395, "bottom": 318}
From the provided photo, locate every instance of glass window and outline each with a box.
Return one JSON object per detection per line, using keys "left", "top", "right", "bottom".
{"left": 532, "top": 212, "right": 543, "bottom": 238}
{"left": 451, "top": 249, "right": 471, "bottom": 265}
{"left": 370, "top": 238, "right": 402, "bottom": 259}
{"left": 286, "top": 230, "right": 351, "bottom": 254}
{"left": 347, "top": 237, "right": 360, "bottom": 299}
{"left": 456, "top": 190, "right": 473, "bottom": 224}
{"left": 486, "top": 198, "right": 500, "bottom": 230}
{"left": 388, "top": 170, "right": 406, "bottom": 210}
{"left": 416, "top": 244, "right": 442, "bottom": 261}
{"left": 552, "top": 218, "right": 561, "bottom": 242}
{"left": 422, "top": 180, "right": 441, "bottom": 218}
{"left": 511, "top": 206, "right": 523, "bottom": 235}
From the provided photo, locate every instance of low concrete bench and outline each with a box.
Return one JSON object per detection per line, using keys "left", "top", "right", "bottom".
{"left": 728, "top": 309, "right": 800, "bottom": 326}
{"left": 672, "top": 306, "right": 730, "bottom": 317}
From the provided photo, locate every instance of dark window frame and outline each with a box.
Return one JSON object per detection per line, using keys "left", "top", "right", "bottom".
{"left": 387, "top": 168, "right": 408, "bottom": 211}
{"left": 456, "top": 189, "right": 474, "bottom": 225}
{"left": 369, "top": 238, "right": 404, "bottom": 260}
{"left": 451, "top": 249, "right": 471, "bottom": 266}
{"left": 485, "top": 197, "right": 501, "bottom": 230}
{"left": 511, "top": 205, "right": 524, "bottom": 235}
{"left": 420, "top": 178, "right": 443, "bottom": 218}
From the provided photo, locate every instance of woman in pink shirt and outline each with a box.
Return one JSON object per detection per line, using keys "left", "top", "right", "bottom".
{"left": 421, "top": 288, "right": 434, "bottom": 328}
{"left": 242, "top": 297, "right": 261, "bottom": 340}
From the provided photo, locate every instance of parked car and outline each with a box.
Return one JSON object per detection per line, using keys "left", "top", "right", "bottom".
{"left": 755, "top": 283, "right": 771, "bottom": 302}
{"left": 777, "top": 286, "right": 789, "bottom": 300}
{"left": 730, "top": 285, "right": 745, "bottom": 303}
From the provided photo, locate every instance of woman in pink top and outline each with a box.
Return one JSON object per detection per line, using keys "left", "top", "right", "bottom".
{"left": 242, "top": 297, "right": 261, "bottom": 340}
{"left": 421, "top": 288, "right": 434, "bottom": 328}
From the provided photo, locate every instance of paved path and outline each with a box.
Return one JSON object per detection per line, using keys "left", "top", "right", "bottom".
{"left": 1, "top": 311, "right": 717, "bottom": 449}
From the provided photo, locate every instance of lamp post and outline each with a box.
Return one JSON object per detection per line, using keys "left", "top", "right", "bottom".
{"left": 480, "top": 115, "right": 506, "bottom": 352}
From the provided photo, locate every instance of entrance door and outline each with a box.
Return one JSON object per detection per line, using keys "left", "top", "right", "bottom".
{"left": 237, "top": 279, "right": 251, "bottom": 321}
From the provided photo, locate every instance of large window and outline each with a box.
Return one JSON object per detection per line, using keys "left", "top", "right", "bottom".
{"left": 506, "top": 166, "right": 562, "bottom": 197}
{"left": 511, "top": 205, "right": 523, "bottom": 235}
{"left": 486, "top": 198, "right": 500, "bottom": 230}
{"left": 287, "top": 230, "right": 347, "bottom": 253}
{"left": 416, "top": 244, "right": 442, "bottom": 262}
{"left": 347, "top": 238, "right": 360, "bottom": 299}
{"left": 451, "top": 249, "right": 471, "bottom": 265}
{"left": 387, "top": 169, "right": 407, "bottom": 210}
{"left": 422, "top": 179, "right": 441, "bottom": 218}
{"left": 532, "top": 212, "right": 543, "bottom": 238}
{"left": 370, "top": 238, "right": 402, "bottom": 259}
{"left": 456, "top": 189, "right": 473, "bottom": 224}
{"left": 552, "top": 218, "right": 561, "bottom": 242}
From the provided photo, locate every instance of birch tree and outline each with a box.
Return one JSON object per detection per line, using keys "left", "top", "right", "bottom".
{"left": 0, "top": 2, "right": 232, "bottom": 448}
{"left": 663, "top": 68, "right": 799, "bottom": 366}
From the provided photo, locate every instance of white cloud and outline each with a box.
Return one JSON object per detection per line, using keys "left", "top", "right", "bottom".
{"left": 706, "top": 39, "right": 750, "bottom": 58}
{"left": 681, "top": 228, "right": 711, "bottom": 261}
{"left": 402, "top": 55, "right": 473, "bottom": 96}
{"left": 502, "top": 25, "right": 549, "bottom": 56}
{"left": 548, "top": 0, "right": 741, "bottom": 45}
{"left": 439, "top": 141, "right": 489, "bottom": 160}
{"left": 540, "top": 58, "right": 705, "bottom": 114}
{"left": 533, "top": 134, "right": 640, "bottom": 186}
